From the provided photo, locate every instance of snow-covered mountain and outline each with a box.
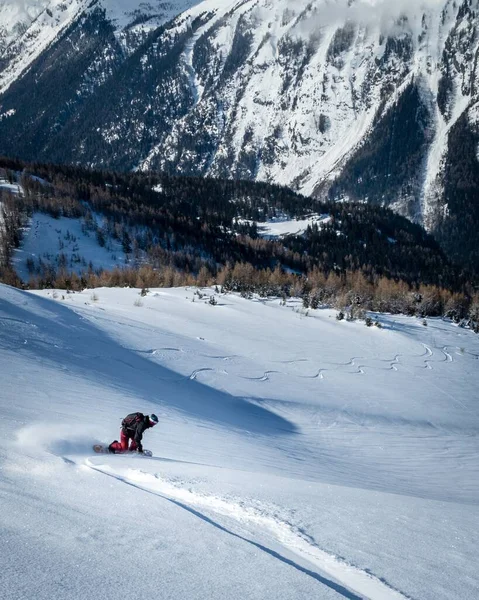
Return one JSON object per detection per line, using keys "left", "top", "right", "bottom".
{"left": 0, "top": 0, "right": 202, "bottom": 94}
{"left": 0, "top": 0, "right": 478, "bottom": 268}
{"left": 1, "top": 282, "right": 479, "bottom": 599}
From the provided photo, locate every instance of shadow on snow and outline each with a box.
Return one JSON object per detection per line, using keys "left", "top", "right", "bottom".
{"left": 0, "top": 287, "right": 298, "bottom": 437}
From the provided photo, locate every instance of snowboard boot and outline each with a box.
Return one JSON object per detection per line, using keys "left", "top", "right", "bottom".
{"left": 108, "top": 441, "right": 118, "bottom": 454}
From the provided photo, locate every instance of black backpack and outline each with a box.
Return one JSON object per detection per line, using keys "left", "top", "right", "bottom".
{"left": 122, "top": 412, "right": 144, "bottom": 430}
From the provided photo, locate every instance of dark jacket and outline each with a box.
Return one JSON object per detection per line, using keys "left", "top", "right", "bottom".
{"left": 122, "top": 412, "right": 152, "bottom": 452}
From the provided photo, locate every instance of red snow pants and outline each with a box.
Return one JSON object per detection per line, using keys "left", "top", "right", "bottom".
{"left": 110, "top": 430, "right": 138, "bottom": 453}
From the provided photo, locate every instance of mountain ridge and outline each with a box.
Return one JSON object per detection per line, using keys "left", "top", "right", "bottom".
{"left": 0, "top": 0, "right": 478, "bottom": 269}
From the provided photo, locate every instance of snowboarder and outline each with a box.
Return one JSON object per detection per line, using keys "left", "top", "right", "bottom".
{"left": 108, "top": 412, "right": 159, "bottom": 454}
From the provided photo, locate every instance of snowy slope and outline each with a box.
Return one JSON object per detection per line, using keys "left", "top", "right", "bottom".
{"left": 12, "top": 212, "right": 126, "bottom": 283}
{"left": 0, "top": 0, "right": 86, "bottom": 94}
{"left": 0, "top": 176, "right": 127, "bottom": 281}
{"left": 1, "top": 283, "right": 478, "bottom": 599}
{"left": 0, "top": 0, "right": 201, "bottom": 94}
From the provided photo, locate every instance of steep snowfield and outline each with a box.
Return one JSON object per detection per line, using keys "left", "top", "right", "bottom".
{"left": 0, "top": 0, "right": 201, "bottom": 94}
{"left": 0, "top": 0, "right": 86, "bottom": 94}
{"left": 140, "top": 0, "right": 479, "bottom": 216}
{"left": 1, "top": 283, "right": 478, "bottom": 599}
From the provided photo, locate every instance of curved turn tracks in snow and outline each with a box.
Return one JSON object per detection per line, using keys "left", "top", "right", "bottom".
{"left": 85, "top": 458, "right": 411, "bottom": 600}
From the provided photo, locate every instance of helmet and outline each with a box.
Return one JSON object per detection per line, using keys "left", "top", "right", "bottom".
{"left": 149, "top": 414, "right": 159, "bottom": 426}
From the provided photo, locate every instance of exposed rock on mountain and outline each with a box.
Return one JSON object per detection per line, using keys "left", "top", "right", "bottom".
{"left": 0, "top": 0, "right": 478, "bottom": 269}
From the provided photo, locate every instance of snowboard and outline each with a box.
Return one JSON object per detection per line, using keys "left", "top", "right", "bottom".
{"left": 93, "top": 444, "right": 152, "bottom": 457}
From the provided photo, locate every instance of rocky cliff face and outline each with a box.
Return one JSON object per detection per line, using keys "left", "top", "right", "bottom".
{"left": 0, "top": 0, "right": 478, "bottom": 268}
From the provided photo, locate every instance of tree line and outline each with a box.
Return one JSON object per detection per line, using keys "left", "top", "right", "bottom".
{"left": 0, "top": 157, "right": 478, "bottom": 332}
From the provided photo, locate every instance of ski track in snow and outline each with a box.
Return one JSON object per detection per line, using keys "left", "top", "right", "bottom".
{"left": 84, "top": 459, "right": 411, "bottom": 600}
{"left": 132, "top": 331, "right": 477, "bottom": 423}
{"left": 8, "top": 299, "right": 467, "bottom": 389}
{"left": 135, "top": 342, "right": 463, "bottom": 382}
{"left": 240, "top": 370, "right": 281, "bottom": 382}
{"left": 3, "top": 286, "right": 479, "bottom": 599}
{"left": 189, "top": 367, "right": 215, "bottom": 380}
{"left": 2, "top": 302, "right": 473, "bottom": 426}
